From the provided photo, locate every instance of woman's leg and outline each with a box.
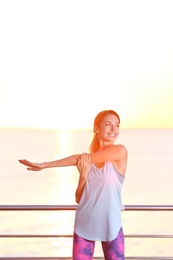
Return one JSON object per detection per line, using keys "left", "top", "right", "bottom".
{"left": 73, "top": 232, "right": 95, "bottom": 260}
{"left": 101, "top": 227, "right": 124, "bottom": 260}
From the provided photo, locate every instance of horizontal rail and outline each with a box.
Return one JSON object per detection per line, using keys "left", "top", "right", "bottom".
{"left": 0, "top": 234, "right": 173, "bottom": 238}
{"left": 0, "top": 205, "right": 173, "bottom": 211}
{"left": 0, "top": 256, "right": 172, "bottom": 260}
{"left": 123, "top": 205, "right": 173, "bottom": 211}
{"left": 0, "top": 205, "right": 77, "bottom": 211}
{"left": 1, "top": 205, "right": 173, "bottom": 260}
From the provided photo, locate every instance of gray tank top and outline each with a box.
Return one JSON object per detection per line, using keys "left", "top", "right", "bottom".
{"left": 74, "top": 161, "right": 124, "bottom": 241}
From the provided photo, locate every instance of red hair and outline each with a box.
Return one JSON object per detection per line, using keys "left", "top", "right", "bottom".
{"left": 89, "top": 110, "right": 120, "bottom": 153}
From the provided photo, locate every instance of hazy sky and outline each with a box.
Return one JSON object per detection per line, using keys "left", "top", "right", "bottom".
{"left": 0, "top": 0, "right": 173, "bottom": 129}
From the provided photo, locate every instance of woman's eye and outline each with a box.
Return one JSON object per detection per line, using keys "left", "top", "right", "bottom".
{"left": 105, "top": 123, "right": 111, "bottom": 127}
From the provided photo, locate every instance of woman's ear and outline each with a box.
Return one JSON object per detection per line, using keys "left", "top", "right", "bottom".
{"left": 94, "top": 125, "right": 98, "bottom": 134}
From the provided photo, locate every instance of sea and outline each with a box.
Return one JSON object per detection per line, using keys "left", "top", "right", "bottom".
{"left": 0, "top": 128, "right": 173, "bottom": 258}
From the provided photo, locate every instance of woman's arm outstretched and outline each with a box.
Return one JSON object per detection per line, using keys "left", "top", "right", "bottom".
{"left": 18, "top": 154, "right": 81, "bottom": 171}
{"left": 18, "top": 144, "right": 127, "bottom": 174}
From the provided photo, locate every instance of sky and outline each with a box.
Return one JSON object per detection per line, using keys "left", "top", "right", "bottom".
{"left": 0, "top": 0, "right": 173, "bottom": 129}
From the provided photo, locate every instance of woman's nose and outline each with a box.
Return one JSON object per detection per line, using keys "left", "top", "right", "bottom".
{"left": 110, "top": 125, "right": 116, "bottom": 131}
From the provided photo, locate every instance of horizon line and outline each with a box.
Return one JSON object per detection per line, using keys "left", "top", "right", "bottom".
{"left": 0, "top": 126, "right": 173, "bottom": 131}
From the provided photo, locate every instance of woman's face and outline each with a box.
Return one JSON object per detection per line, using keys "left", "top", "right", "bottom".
{"left": 95, "top": 114, "right": 120, "bottom": 143}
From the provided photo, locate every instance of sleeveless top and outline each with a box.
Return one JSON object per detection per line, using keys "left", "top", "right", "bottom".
{"left": 74, "top": 161, "right": 124, "bottom": 241}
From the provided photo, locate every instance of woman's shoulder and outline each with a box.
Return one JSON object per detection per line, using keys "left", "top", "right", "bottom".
{"left": 114, "top": 144, "right": 128, "bottom": 159}
{"left": 105, "top": 144, "right": 127, "bottom": 155}
{"left": 111, "top": 145, "right": 128, "bottom": 176}
{"left": 114, "top": 144, "right": 127, "bottom": 153}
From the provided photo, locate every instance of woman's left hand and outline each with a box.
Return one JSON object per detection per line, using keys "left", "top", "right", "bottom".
{"left": 77, "top": 153, "right": 91, "bottom": 179}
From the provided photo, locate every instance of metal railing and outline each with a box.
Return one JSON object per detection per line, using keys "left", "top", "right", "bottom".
{"left": 0, "top": 205, "right": 173, "bottom": 260}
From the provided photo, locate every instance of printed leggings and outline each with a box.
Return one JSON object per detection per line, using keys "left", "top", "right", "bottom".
{"left": 72, "top": 227, "right": 124, "bottom": 260}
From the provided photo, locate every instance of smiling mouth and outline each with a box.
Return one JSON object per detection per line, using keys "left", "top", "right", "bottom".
{"left": 108, "top": 133, "right": 116, "bottom": 137}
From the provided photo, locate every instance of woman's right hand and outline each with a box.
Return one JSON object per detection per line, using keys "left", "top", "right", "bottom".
{"left": 18, "top": 159, "right": 44, "bottom": 171}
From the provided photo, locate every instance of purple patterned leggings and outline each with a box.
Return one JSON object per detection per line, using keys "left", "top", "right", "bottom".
{"left": 72, "top": 227, "right": 124, "bottom": 260}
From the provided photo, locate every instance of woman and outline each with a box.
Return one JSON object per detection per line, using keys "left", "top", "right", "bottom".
{"left": 19, "top": 109, "right": 128, "bottom": 260}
